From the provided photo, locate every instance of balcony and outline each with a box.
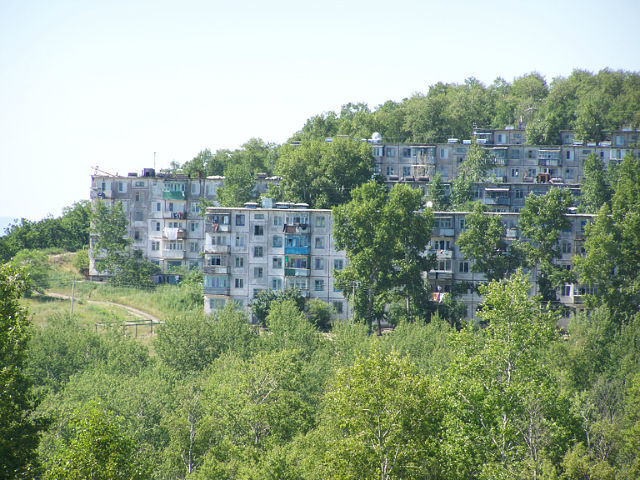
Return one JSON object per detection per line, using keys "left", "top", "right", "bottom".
{"left": 284, "top": 268, "right": 310, "bottom": 277}
{"left": 429, "top": 249, "right": 453, "bottom": 259}
{"left": 204, "top": 286, "right": 230, "bottom": 295}
{"left": 572, "top": 295, "right": 585, "bottom": 305}
{"left": 163, "top": 228, "right": 185, "bottom": 239}
{"left": 284, "top": 246, "right": 310, "bottom": 255}
{"left": 162, "top": 249, "right": 185, "bottom": 259}
{"left": 205, "top": 244, "right": 231, "bottom": 254}
{"left": 163, "top": 211, "right": 187, "bottom": 219}
{"left": 163, "top": 190, "right": 186, "bottom": 200}
{"left": 428, "top": 271, "right": 453, "bottom": 280}
{"left": 485, "top": 197, "right": 511, "bottom": 206}
{"left": 506, "top": 228, "right": 518, "bottom": 239}
{"left": 434, "top": 227, "right": 455, "bottom": 237}
{"left": 538, "top": 158, "right": 561, "bottom": 167}
{"left": 204, "top": 266, "right": 229, "bottom": 275}
{"left": 91, "top": 188, "right": 113, "bottom": 199}
{"left": 206, "top": 223, "right": 231, "bottom": 234}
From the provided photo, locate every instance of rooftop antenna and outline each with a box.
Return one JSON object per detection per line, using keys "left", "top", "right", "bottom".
{"left": 154, "top": 152, "right": 157, "bottom": 171}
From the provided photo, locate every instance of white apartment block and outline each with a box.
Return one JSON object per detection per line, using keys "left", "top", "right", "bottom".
{"left": 203, "top": 205, "right": 348, "bottom": 321}
{"left": 89, "top": 168, "right": 277, "bottom": 278}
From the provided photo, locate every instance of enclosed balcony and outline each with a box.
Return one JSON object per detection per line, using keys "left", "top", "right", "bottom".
{"left": 284, "top": 234, "right": 310, "bottom": 255}
{"left": 163, "top": 190, "right": 186, "bottom": 200}
{"left": 205, "top": 244, "right": 231, "bottom": 254}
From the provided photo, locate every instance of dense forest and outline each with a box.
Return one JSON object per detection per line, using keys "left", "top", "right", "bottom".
{"left": 2, "top": 68, "right": 640, "bottom": 479}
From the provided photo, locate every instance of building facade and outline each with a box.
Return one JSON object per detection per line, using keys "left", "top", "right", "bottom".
{"left": 203, "top": 204, "right": 349, "bottom": 320}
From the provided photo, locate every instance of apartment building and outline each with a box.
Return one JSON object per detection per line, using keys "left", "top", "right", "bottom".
{"left": 203, "top": 204, "right": 348, "bottom": 320}
{"left": 201, "top": 202, "right": 594, "bottom": 324}
{"left": 89, "top": 168, "right": 277, "bottom": 278}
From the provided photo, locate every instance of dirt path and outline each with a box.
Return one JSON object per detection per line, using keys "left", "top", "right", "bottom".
{"left": 45, "top": 292, "right": 163, "bottom": 324}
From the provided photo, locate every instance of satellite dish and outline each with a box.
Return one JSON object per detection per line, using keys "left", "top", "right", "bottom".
{"left": 371, "top": 132, "right": 382, "bottom": 143}
{"left": 426, "top": 201, "right": 433, "bottom": 208}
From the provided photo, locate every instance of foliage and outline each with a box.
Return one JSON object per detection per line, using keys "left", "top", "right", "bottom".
{"left": 0, "top": 263, "right": 46, "bottom": 479}
{"left": 275, "top": 137, "right": 374, "bottom": 208}
{"left": 333, "top": 182, "right": 434, "bottom": 333}
{"left": 575, "top": 153, "right": 640, "bottom": 319}
{"left": 581, "top": 153, "right": 613, "bottom": 213}
{"left": 250, "top": 287, "right": 305, "bottom": 326}
{"left": 426, "top": 172, "right": 448, "bottom": 210}
{"left": 72, "top": 247, "right": 89, "bottom": 277}
{"left": 263, "top": 299, "right": 321, "bottom": 358}
{"left": 43, "top": 401, "right": 148, "bottom": 480}
{"left": 91, "top": 201, "right": 159, "bottom": 286}
{"left": 518, "top": 188, "right": 574, "bottom": 303}
{"left": 318, "top": 348, "right": 443, "bottom": 480}
{"left": 155, "top": 304, "right": 255, "bottom": 374}
{"left": 305, "top": 297, "right": 333, "bottom": 331}
{"left": 0, "top": 201, "right": 91, "bottom": 262}
{"left": 10, "top": 249, "right": 52, "bottom": 296}
{"left": 215, "top": 162, "right": 256, "bottom": 207}
{"left": 458, "top": 203, "right": 524, "bottom": 282}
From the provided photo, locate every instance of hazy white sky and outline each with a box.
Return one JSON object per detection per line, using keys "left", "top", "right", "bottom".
{"left": 1, "top": 0, "right": 639, "bottom": 220}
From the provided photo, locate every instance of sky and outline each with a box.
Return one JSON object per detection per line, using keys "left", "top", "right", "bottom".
{"left": 1, "top": 0, "right": 639, "bottom": 221}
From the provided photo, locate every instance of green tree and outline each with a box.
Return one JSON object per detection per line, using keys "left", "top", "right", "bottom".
{"left": 457, "top": 203, "right": 524, "bottom": 282}
{"left": 518, "top": 188, "right": 574, "bottom": 303}
{"left": 306, "top": 297, "right": 333, "bottom": 332}
{"left": 333, "top": 182, "right": 433, "bottom": 333}
{"left": 10, "top": 249, "right": 51, "bottom": 296}
{"left": 216, "top": 162, "right": 256, "bottom": 207}
{"left": 581, "top": 153, "right": 612, "bottom": 213}
{"left": 318, "top": 348, "right": 443, "bottom": 480}
{"left": 92, "top": 201, "right": 159, "bottom": 285}
{"left": 276, "top": 137, "right": 374, "bottom": 208}
{"left": 443, "top": 271, "right": 575, "bottom": 479}
{"left": 44, "top": 401, "right": 148, "bottom": 480}
{"left": 575, "top": 153, "right": 640, "bottom": 318}
{"left": 250, "top": 287, "right": 305, "bottom": 326}
{"left": 0, "top": 263, "right": 45, "bottom": 479}
{"left": 426, "top": 172, "right": 448, "bottom": 210}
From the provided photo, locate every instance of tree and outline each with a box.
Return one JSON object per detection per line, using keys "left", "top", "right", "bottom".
{"left": 333, "top": 182, "right": 433, "bottom": 333}
{"left": 518, "top": 188, "right": 574, "bottom": 303}
{"left": 91, "top": 201, "right": 158, "bottom": 285}
{"left": 0, "top": 263, "right": 45, "bottom": 479}
{"left": 443, "top": 271, "right": 576, "bottom": 479}
{"left": 44, "top": 401, "right": 148, "bottom": 480}
{"left": 250, "top": 287, "right": 305, "bottom": 326}
{"left": 216, "top": 162, "right": 256, "bottom": 207}
{"left": 575, "top": 153, "right": 640, "bottom": 318}
{"left": 457, "top": 203, "right": 523, "bottom": 282}
{"left": 10, "top": 249, "right": 51, "bottom": 296}
{"left": 318, "top": 349, "right": 442, "bottom": 480}
{"left": 581, "top": 153, "right": 612, "bottom": 213}
{"left": 426, "top": 172, "right": 447, "bottom": 210}
{"left": 276, "top": 137, "right": 374, "bottom": 208}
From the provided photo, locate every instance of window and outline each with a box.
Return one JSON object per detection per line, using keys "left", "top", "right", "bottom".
{"left": 314, "top": 237, "right": 325, "bottom": 249}
{"left": 561, "top": 284, "right": 571, "bottom": 297}
{"left": 235, "top": 235, "right": 245, "bottom": 247}
{"left": 254, "top": 225, "right": 264, "bottom": 236}
{"left": 208, "top": 255, "right": 223, "bottom": 266}
{"left": 459, "top": 261, "right": 469, "bottom": 273}
{"left": 166, "top": 240, "right": 184, "bottom": 250}
{"left": 209, "top": 298, "right": 226, "bottom": 310}
{"left": 373, "top": 146, "right": 383, "bottom": 156}
{"left": 191, "top": 183, "right": 199, "bottom": 194}
{"left": 154, "top": 221, "right": 161, "bottom": 231}
{"left": 402, "top": 148, "right": 411, "bottom": 158}
{"left": 135, "top": 192, "right": 143, "bottom": 202}
{"left": 235, "top": 278, "right": 244, "bottom": 288}
{"left": 254, "top": 213, "right": 264, "bottom": 220}
{"left": 273, "top": 215, "right": 283, "bottom": 226}
{"left": 314, "top": 258, "right": 324, "bottom": 270}
{"left": 254, "top": 267, "right": 263, "bottom": 278}
{"left": 134, "top": 180, "right": 145, "bottom": 187}
{"left": 402, "top": 166, "right": 411, "bottom": 177}
{"left": 272, "top": 257, "right": 282, "bottom": 269}
{"left": 315, "top": 216, "right": 326, "bottom": 228}
{"left": 386, "top": 147, "right": 396, "bottom": 157}
{"left": 190, "top": 222, "right": 199, "bottom": 232}
{"left": 191, "top": 203, "right": 201, "bottom": 214}
{"left": 272, "top": 235, "right": 282, "bottom": 248}
{"left": 235, "top": 257, "right": 244, "bottom": 268}
{"left": 515, "top": 189, "right": 524, "bottom": 199}
{"left": 332, "top": 301, "right": 343, "bottom": 314}
{"left": 134, "top": 230, "right": 141, "bottom": 240}
{"left": 134, "top": 211, "right": 144, "bottom": 221}
{"left": 440, "top": 148, "right": 449, "bottom": 159}
{"left": 333, "top": 259, "right": 344, "bottom": 270}
{"left": 254, "top": 246, "right": 264, "bottom": 257}
{"left": 118, "top": 181, "right": 124, "bottom": 192}
{"left": 386, "top": 166, "right": 395, "bottom": 176}
{"left": 272, "top": 278, "right": 282, "bottom": 290}
{"left": 314, "top": 279, "right": 324, "bottom": 291}
{"left": 204, "top": 275, "right": 229, "bottom": 288}
{"left": 459, "top": 218, "right": 466, "bottom": 230}
{"left": 562, "top": 242, "right": 572, "bottom": 254}
{"left": 151, "top": 241, "right": 160, "bottom": 251}
{"left": 511, "top": 168, "right": 519, "bottom": 177}
{"left": 236, "top": 214, "right": 245, "bottom": 226}
{"left": 190, "top": 241, "right": 199, "bottom": 252}
{"left": 156, "top": 202, "right": 161, "bottom": 212}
